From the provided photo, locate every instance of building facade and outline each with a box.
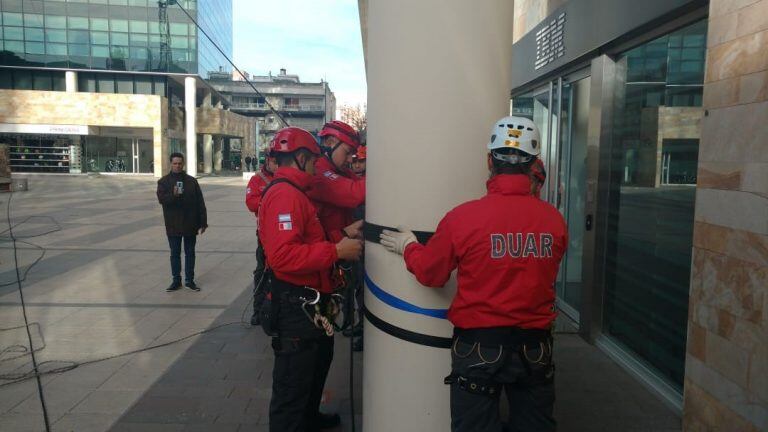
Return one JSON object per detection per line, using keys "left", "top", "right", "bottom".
{"left": 506, "top": 0, "right": 766, "bottom": 430}
{"left": 208, "top": 68, "right": 335, "bottom": 159}
{"left": 0, "top": 0, "right": 251, "bottom": 177}
{"left": 356, "top": 0, "right": 765, "bottom": 429}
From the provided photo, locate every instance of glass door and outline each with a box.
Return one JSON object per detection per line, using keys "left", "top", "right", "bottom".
{"left": 512, "top": 69, "right": 591, "bottom": 322}
{"left": 555, "top": 72, "right": 591, "bottom": 320}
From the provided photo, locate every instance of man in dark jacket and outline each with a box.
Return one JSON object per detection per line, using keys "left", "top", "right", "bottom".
{"left": 157, "top": 152, "right": 208, "bottom": 292}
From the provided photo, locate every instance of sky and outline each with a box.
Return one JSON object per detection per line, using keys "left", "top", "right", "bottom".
{"left": 232, "top": 0, "right": 367, "bottom": 109}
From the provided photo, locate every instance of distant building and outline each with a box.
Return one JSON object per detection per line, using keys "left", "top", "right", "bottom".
{"left": 0, "top": 0, "right": 250, "bottom": 177}
{"left": 208, "top": 68, "right": 336, "bottom": 155}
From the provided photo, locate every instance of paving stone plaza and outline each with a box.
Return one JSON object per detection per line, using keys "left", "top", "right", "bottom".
{"left": 0, "top": 175, "right": 680, "bottom": 431}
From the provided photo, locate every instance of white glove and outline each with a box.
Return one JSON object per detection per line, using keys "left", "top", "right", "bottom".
{"left": 380, "top": 226, "right": 417, "bottom": 255}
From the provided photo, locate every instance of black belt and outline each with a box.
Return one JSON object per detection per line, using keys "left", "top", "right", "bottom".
{"left": 453, "top": 326, "right": 551, "bottom": 346}
{"left": 270, "top": 278, "right": 323, "bottom": 305}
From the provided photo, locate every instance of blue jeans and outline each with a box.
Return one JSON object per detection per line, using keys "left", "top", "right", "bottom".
{"left": 168, "top": 235, "right": 197, "bottom": 284}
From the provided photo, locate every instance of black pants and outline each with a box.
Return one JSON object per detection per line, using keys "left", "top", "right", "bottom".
{"left": 449, "top": 331, "right": 556, "bottom": 432}
{"left": 167, "top": 235, "right": 196, "bottom": 283}
{"left": 252, "top": 242, "right": 267, "bottom": 317}
{"left": 263, "top": 287, "right": 334, "bottom": 432}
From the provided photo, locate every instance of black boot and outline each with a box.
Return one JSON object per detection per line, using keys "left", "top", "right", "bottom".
{"left": 315, "top": 412, "right": 341, "bottom": 429}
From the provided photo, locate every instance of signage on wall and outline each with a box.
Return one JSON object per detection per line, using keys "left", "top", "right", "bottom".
{"left": 535, "top": 12, "right": 566, "bottom": 70}
{"left": 0, "top": 123, "right": 90, "bottom": 135}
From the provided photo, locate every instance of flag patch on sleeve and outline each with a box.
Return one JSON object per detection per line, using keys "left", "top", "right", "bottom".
{"left": 278, "top": 213, "right": 292, "bottom": 231}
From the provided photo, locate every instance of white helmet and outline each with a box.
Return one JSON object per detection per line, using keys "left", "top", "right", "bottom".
{"left": 487, "top": 116, "right": 541, "bottom": 164}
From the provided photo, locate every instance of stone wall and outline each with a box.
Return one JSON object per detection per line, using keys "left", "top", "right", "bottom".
{"left": 684, "top": 0, "right": 768, "bottom": 430}
{"left": 0, "top": 89, "right": 170, "bottom": 175}
{"left": 196, "top": 107, "right": 255, "bottom": 153}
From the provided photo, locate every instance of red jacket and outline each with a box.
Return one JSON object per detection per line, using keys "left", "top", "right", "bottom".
{"left": 258, "top": 167, "right": 338, "bottom": 293}
{"left": 403, "top": 174, "right": 568, "bottom": 330}
{"left": 308, "top": 157, "right": 366, "bottom": 242}
{"left": 245, "top": 167, "right": 274, "bottom": 214}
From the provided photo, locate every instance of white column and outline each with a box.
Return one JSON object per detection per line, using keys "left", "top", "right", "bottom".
{"left": 364, "top": 1, "right": 515, "bottom": 431}
{"left": 65, "top": 71, "right": 77, "bottom": 92}
{"left": 184, "top": 76, "right": 197, "bottom": 176}
{"left": 203, "top": 134, "right": 213, "bottom": 174}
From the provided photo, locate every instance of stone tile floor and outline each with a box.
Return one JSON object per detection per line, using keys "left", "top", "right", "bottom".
{"left": 0, "top": 174, "right": 681, "bottom": 431}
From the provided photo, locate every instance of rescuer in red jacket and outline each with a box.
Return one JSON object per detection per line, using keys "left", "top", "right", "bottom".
{"left": 245, "top": 148, "right": 278, "bottom": 325}
{"left": 309, "top": 120, "right": 366, "bottom": 242}
{"left": 258, "top": 127, "right": 362, "bottom": 432}
{"left": 380, "top": 116, "right": 568, "bottom": 432}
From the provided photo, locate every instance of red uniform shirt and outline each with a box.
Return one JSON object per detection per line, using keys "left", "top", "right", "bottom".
{"left": 403, "top": 174, "right": 568, "bottom": 330}
{"left": 308, "top": 157, "right": 366, "bottom": 242}
{"left": 258, "top": 167, "right": 338, "bottom": 293}
{"left": 245, "top": 167, "right": 273, "bottom": 214}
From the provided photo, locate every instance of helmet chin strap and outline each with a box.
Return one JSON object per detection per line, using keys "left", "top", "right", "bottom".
{"left": 293, "top": 154, "right": 308, "bottom": 172}
{"left": 323, "top": 142, "right": 345, "bottom": 172}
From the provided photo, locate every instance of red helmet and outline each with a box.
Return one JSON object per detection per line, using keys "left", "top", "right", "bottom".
{"left": 270, "top": 127, "right": 321, "bottom": 155}
{"left": 351, "top": 145, "right": 367, "bottom": 160}
{"left": 318, "top": 120, "right": 361, "bottom": 149}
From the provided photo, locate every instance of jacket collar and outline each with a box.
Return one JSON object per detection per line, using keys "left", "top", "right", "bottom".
{"left": 274, "top": 166, "right": 313, "bottom": 191}
{"left": 260, "top": 165, "right": 274, "bottom": 178}
{"left": 486, "top": 174, "right": 532, "bottom": 196}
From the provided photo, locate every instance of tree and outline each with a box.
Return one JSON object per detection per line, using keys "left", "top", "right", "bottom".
{"left": 339, "top": 104, "right": 367, "bottom": 132}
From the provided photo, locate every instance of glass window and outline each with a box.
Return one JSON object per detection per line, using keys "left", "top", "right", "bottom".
{"left": 170, "top": 22, "right": 187, "bottom": 35}
{"left": 110, "top": 46, "right": 128, "bottom": 58}
{"left": 129, "top": 46, "right": 148, "bottom": 59}
{"left": 130, "top": 33, "right": 148, "bottom": 44}
{"left": 5, "top": 40, "right": 24, "bottom": 53}
{"left": 67, "top": 17, "right": 89, "bottom": 30}
{"left": 52, "top": 74, "right": 66, "bottom": 91}
{"left": 25, "top": 28, "right": 44, "bottom": 42}
{"left": 602, "top": 19, "right": 707, "bottom": 390}
{"left": 0, "top": 70, "right": 12, "bottom": 89}
{"left": 68, "top": 30, "right": 89, "bottom": 44}
{"left": 33, "top": 72, "right": 52, "bottom": 90}
{"left": 90, "top": 18, "right": 109, "bottom": 31}
{"left": 92, "top": 45, "right": 110, "bottom": 57}
{"left": 3, "top": 13, "right": 23, "bottom": 26}
{"left": 24, "top": 14, "right": 44, "bottom": 27}
{"left": 91, "top": 31, "right": 108, "bottom": 45}
{"left": 45, "top": 16, "right": 67, "bottom": 29}
{"left": 170, "top": 36, "right": 188, "bottom": 49}
{"left": 110, "top": 0, "right": 128, "bottom": 5}
{"left": 90, "top": 0, "right": 109, "bottom": 4}
{"left": 97, "top": 75, "right": 115, "bottom": 93}
{"left": 135, "top": 75, "right": 152, "bottom": 94}
{"left": 45, "top": 29, "right": 67, "bottom": 43}
{"left": 4, "top": 27, "right": 24, "bottom": 40}
{"left": 116, "top": 75, "right": 133, "bottom": 93}
{"left": 153, "top": 77, "right": 166, "bottom": 96}
{"left": 110, "top": 19, "right": 128, "bottom": 32}
{"left": 15, "top": 72, "right": 32, "bottom": 89}
{"left": 129, "top": 20, "right": 147, "bottom": 33}
{"left": 147, "top": 21, "right": 160, "bottom": 34}
{"left": 25, "top": 42, "right": 45, "bottom": 54}
{"left": 111, "top": 32, "right": 129, "bottom": 45}
{"left": 129, "top": 0, "right": 148, "bottom": 5}
{"left": 68, "top": 43, "right": 89, "bottom": 56}
{"left": 47, "top": 43, "right": 67, "bottom": 55}
{"left": 78, "top": 73, "right": 97, "bottom": 92}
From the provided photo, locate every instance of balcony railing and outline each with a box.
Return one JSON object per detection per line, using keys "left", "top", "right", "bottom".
{"left": 232, "top": 103, "right": 324, "bottom": 112}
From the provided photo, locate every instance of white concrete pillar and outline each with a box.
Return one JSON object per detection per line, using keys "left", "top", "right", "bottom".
{"left": 364, "top": 1, "right": 515, "bottom": 431}
{"left": 65, "top": 71, "right": 77, "bottom": 92}
{"left": 184, "top": 76, "right": 197, "bottom": 176}
{"left": 203, "top": 134, "right": 213, "bottom": 174}
{"left": 213, "top": 136, "right": 223, "bottom": 172}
